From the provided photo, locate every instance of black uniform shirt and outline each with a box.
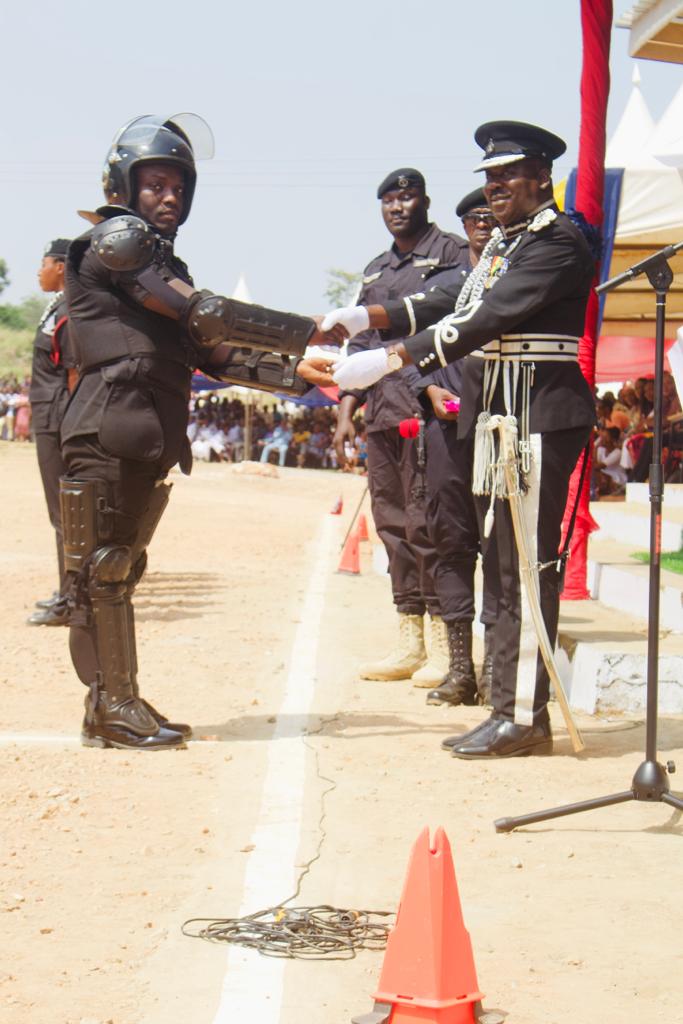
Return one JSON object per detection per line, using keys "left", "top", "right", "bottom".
{"left": 384, "top": 208, "right": 596, "bottom": 438}
{"left": 62, "top": 218, "right": 198, "bottom": 469}
{"left": 29, "top": 294, "right": 75, "bottom": 433}
{"left": 343, "top": 223, "right": 467, "bottom": 432}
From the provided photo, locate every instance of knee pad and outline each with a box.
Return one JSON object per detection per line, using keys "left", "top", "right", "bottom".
{"left": 90, "top": 545, "right": 132, "bottom": 585}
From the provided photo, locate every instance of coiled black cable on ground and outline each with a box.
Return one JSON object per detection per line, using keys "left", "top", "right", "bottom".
{"left": 181, "top": 904, "right": 394, "bottom": 960}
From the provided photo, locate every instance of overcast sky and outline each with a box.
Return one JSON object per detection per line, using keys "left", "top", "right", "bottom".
{"left": 1, "top": 1, "right": 681, "bottom": 312}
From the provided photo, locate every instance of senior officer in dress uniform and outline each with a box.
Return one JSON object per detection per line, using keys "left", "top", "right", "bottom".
{"left": 334, "top": 168, "right": 468, "bottom": 686}
{"left": 61, "top": 113, "right": 336, "bottom": 751}
{"left": 27, "top": 239, "right": 76, "bottom": 627}
{"left": 413, "top": 189, "right": 498, "bottom": 709}
{"left": 324, "top": 122, "right": 595, "bottom": 759}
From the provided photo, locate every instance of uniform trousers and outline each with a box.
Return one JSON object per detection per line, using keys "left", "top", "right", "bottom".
{"left": 61, "top": 434, "right": 169, "bottom": 690}
{"left": 424, "top": 419, "right": 496, "bottom": 627}
{"left": 35, "top": 430, "right": 67, "bottom": 592}
{"left": 475, "top": 425, "right": 591, "bottom": 726}
{"left": 366, "top": 428, "right": 439, "bottom": 617}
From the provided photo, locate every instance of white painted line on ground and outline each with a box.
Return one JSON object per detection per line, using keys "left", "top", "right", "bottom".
{"left": 211, "top": 514, "right": 336, "bottom": 1024}
{"left": 0, "top": 732, "right": 79, "bottom": 746}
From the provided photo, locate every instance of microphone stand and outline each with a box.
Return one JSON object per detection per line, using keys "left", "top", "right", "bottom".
{"left": 495, "top": 241, "right": 683, "bottom": 833}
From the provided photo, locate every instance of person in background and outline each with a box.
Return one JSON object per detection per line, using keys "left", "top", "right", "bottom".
{"left": 27, "top": 239, "right": 76, "bottom": 627}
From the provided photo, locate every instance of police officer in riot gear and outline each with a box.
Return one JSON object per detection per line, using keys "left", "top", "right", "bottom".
{"left": 61, "top": 113, "right": 335, "bottom": 751}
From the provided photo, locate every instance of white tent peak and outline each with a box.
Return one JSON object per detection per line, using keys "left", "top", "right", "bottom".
{"left": 606, "top": 71, "right": 657, "bottom": 167}
{"left": 649, "top": 81, "right": 683, "bottom": 168}
{"left": 231, "top": 273, "right": 252, "bottom": 303}
{"left": 632, "top": 64, "right": 641, "bottom": 86}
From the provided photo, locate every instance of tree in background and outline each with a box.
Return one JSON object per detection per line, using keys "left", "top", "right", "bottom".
{"left": 0, "top": 259, "right": 43, "bottom": 331}
{"left": 0, "top": 259, "right": 44, "bottom": 376}
{"left": 325, "top": 268, "right": 362, "bottom": 309}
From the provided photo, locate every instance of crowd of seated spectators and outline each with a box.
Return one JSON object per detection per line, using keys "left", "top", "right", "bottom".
{"left": 186, "top": 393, "right": 367, "bottom": 473}
{"left": 592, "top": 373, "right": 682, "bottom": 497}
{"left": 1, "top": 377, "right": 369, "bottom": 474}
{"left": 0, "top": 375, "right": 31, "bottom": 442}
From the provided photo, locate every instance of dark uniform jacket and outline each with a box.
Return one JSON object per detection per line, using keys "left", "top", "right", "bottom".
{"left": 29, "top": 295, "right": 74, "bottom": 434}
{"left": 62, "top": 208, "right": 311, "bottom": 473}
{"left": 413, "top": 260, "right": 471, "bottom": 411}
{"left": 383, "top": 207, "right": 596, "bottom": 438}
{"left": 343, "top": 223, "right": 467, "bottom": 432}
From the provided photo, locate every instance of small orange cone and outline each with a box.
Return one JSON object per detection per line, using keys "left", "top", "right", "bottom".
{"left": 353, "top": 827, "right": 484, "bottom": 1024}
{"left": 337, "top": 528, "right": 360, "bottom": 575}
{"left": 330, "top": 495, "right": 344, "bottom": 515}
{"left": 357, "top": 513, "right": 370, "bottom": 542}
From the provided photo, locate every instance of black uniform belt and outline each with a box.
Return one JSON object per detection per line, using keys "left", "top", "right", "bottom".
{"left": 81, "top": 355, "right": 191, "bottom": 397}
{"left": 472, "top": 335, "right": 580, "bottom": 361}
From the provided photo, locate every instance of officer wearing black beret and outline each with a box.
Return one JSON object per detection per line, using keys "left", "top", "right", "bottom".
{"left": 333, "top": 167, "right": 468, "bottom": 685}
{"left": 325, "top": 121, "right": 596, "bottom": 759}
{"left": 27, "top": 239, "right": 76, "bottom": 627}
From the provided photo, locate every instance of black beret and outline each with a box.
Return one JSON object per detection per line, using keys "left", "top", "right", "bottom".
{"left": 473, "top": 121, "right": 566, "bottom": 172}
{"left": 377, "top": 167, "right": 426, "bottom": 199}
{"left": 456, "top": 188, "right": 489, "bottom": 219}
{"left": 44, "top": 239, "right": 72, "bottom": 259}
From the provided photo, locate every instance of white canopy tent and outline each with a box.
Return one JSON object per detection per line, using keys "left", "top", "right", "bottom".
{"left": 600, "top": 70, "right": 683, "bottom": 348}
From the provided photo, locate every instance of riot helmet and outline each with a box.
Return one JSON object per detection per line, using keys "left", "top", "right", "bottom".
{"left": 102, "top": 113, "right": 214, "bottom": 225}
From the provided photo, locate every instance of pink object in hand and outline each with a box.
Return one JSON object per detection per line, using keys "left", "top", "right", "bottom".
{"left": 444, "top": 399, "right": 460, "bottom": 413}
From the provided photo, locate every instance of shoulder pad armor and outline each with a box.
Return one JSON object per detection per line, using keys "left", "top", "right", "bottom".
{"left": 90, "top": 215, "right": 157, "bottom": 272}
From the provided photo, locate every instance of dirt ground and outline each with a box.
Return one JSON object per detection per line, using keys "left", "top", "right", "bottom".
{"left": 1, "top": 439, "right": 682, "bottom": 1024}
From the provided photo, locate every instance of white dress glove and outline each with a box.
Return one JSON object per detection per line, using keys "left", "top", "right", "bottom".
{"left": 332, "top": 348, "right": 391, "bottom": 390}
{"left": 321, "top": 306, "right": 370, "bottom": 340}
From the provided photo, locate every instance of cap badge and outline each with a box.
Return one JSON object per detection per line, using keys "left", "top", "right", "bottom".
{"left": 485, "top": 138, "right": 495, "bottom": 155}
{"left": 398, "top": 175, "right": 409, "bottom": 188}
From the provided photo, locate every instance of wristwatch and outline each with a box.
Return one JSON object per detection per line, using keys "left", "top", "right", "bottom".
{"left": 386, "top": 349, "right": 403, "bottom": 373}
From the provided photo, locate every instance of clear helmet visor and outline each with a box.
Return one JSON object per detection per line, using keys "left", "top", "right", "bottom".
{"left": 108, "top": 112, "right": 214, "bottom": 160}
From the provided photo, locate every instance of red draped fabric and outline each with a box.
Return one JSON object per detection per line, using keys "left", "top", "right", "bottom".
{"left": 560, "top": 0, "right": 613, "bottom": 600}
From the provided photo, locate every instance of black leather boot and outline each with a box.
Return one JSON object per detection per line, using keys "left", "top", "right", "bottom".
{"left": 125, "top": 591, "right": 193, "bottom": 740}
{"left": 139, "top": 698, "right": 193, "bottom": 740}
{"left": 478, "top": 624, "right": 494, "bottom": 706}
{"left": 426, "top": 621, "right": 478, "bottom": 707}
{"left": 81, "top": 677, "right": 186, "bottom": 750}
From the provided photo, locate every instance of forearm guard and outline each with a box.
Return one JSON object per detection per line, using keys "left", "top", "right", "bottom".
{"left": 206, "top": 347, "right": 310, "bottom": 396}
{"left": 187, "top": 295, "right": 316, "bottom": 357}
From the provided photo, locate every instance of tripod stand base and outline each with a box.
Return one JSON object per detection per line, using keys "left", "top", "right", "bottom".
{"left": 494, "top": 759, "right": 683, "bottom": 832}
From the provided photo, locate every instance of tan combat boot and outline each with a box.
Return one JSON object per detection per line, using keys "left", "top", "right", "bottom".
{"left": 359, "top": 612, "right": 427, "bottom": 681}
{"left": 411, "top": 614, "right": 450, "bottom": 687}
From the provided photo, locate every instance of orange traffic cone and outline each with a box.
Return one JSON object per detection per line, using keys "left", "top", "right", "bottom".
{"left": 357, "top": 512, "right": 370, "bottom": 541}
{"left": 337, "top": 528, "right": 360, "bottom": 575}
{"left": 330, "top": 495, "right": 344, "bottom": 515}
{"left": 353, "top": 827, "right": 484, "bottom": 1024}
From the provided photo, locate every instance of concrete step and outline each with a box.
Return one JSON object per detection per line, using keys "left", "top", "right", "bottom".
{"left": 587, "top": 535, "right": 683, "bottom": 634}
{"left": 590, "top": 496, "right": 683, "bottom": 551}
{"left": 626, "top": 482, "right": 683, "bottom": 508}
{"left": 556, "top": 598, "right": 683, "bottom": 716}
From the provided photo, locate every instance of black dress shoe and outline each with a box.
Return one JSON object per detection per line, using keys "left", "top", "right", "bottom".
{"left": 27, "top": 603, "right": 71, "bottom": 627}
{"left": 35, "top": 591, "right": 61, "bottom": 609}
{"left": 450, "top": 718, "right": 553, "bottom": 759}
{"left": 440, "top": 714, "right": 501, "bottom": 751}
